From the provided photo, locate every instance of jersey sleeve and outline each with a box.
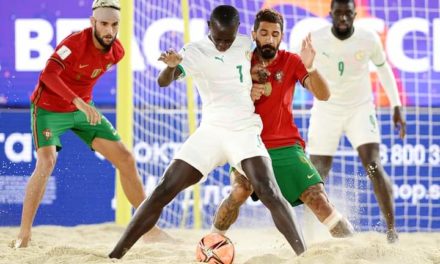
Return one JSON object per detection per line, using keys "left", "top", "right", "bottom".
{"left": 370, "top": 31, "right": 387, "bottom": 66}
{"left": 49, "top": 37, "right": 77, "bottom": 70}
{"left": 291, "top": 54, "right": 309, "bottom": 86}
{"left": 40, "top": 60, "right": 78, "bottom": 103}
{"left": 177, "top": 43, "right": 199, "bottom": 78}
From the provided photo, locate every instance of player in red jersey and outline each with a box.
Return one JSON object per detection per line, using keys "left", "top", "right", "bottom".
{"left": 14, "top": 0, "right": 172, "bottom": 248}
{"left": 211, "top": 9, "right": 354, "bottom": 238}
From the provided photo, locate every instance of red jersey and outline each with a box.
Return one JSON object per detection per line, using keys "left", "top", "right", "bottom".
{"left": 253, "top": 50, "right": 308, "bottom": 149}
{"left": 31, "top": 27, "right": 124, "bottom": 112}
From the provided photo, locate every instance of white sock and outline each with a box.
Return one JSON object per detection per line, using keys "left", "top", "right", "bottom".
{"left": 323, "top": 210, "right": 343, "bottom": 230}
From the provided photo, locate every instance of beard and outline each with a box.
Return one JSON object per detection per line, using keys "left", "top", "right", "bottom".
{"left": 256, "top": 39, "right": 279, "bottom": 60}
{"left": 94, "top": 26, "right": 116, "bottom": 51}
{"left": 333, "top": 23, "right": 353, "bottom": 39}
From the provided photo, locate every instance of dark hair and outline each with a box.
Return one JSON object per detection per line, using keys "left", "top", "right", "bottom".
{"left": 210, "top": 5, "right": 240, "bottom": 27}
{"left": 331, "top": 0, "right": 356, "bottom": 9}
{"left": 254, "top": 9, "right": 284, "bottom": 32}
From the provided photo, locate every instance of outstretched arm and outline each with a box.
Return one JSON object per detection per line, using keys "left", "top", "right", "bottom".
{"left": 157, "top": 49, "right": 183, "bottom": 87}
{"left": 376, "top": 62, "right": 406, "bottom": 138}
{"left": 300, "top": 33, "right": 330, "bottom": 101}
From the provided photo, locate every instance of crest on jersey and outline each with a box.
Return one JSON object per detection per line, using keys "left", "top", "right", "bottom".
{"left": 91, "top": 69, "right": 102, "bottom": 78}
{"left": 355, "top": 50, "right": 365, "bottom": 61}
{"left": 42, "top": 128, "right": 52, "bottom": 141}
{"left": 275, "top": 70, "right": 283, "bottom": 82}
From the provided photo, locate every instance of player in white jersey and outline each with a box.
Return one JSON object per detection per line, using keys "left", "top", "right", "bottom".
{"left": 307, "top": 0, "right": 406, "bottom": 243}
{"left": 108, "top": 5, "right": 305, "bottom": 259}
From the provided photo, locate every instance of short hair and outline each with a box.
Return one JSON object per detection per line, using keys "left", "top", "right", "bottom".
{"left": 254, "top": 9, "right": 284, "bottom": 32}
{"left": 210, "top": 5, "right": 240, "bottom": 27}
{"left": 92, "top": 0, "right": 121, "bottom": 10}
{"left": 330, "top": 0, "right": 356, "bottom": 9}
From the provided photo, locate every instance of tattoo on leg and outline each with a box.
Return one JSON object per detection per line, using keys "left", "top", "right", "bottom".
{"left": 214, "top": 196, "right": 241, "bottom": 231}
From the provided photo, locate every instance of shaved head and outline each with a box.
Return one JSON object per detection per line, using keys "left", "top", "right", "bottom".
{"left": 92, "top": 7, "right": 120, "bottom": 22}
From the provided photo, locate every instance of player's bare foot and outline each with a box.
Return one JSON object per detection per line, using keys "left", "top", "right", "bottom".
{"left": 386, "top": 229, "right": 399, "bottom": 243}
{"left": 11, "top": 235, "right": 31, "bottom": 248}
{"left": 141, "top": 226, "right": 178, "bottom": 243}
{"left": 329, "top": 218, "right": 355, "bottom": 238}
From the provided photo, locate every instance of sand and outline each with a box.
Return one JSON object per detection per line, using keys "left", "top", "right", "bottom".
{"left": 0, "top": 224, "right": 439, "bottom": 264}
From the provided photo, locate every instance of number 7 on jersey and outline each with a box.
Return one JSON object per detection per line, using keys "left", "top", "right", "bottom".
{"left": 236, "top": 65, "right": 243, "bottom": 83}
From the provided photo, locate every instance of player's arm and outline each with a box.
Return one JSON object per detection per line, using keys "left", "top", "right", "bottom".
{"left": 371, "top": 33, "right": 406, "bottom": 138}
{"left": 375, "top": 62, "right": 406, "bottom": 138}
{"left": 300, "top": 33, "right": 330, "bottom": 101}
{"left": 40, "top": 59, "right": 101, "bottom": 125}
{"left": 157, "top": 49, "right": 183, "bottom": 87}
{"left": 303, "top": 70, "right": 330, "bottom": 101}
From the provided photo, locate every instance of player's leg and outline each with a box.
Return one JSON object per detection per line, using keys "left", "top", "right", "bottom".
{"left": 306, "top": 107, "right": 344, "bottom": 243}
{"left": 269, "top": 145, "right": 353, "bottom": 238}
{"left": 109, "top": 125, "right": 225, "bottom": 258}
{"left": 109, "top": 160, "right": 203, "bottom": 259}
{"left": 309, "top": 155, "right": 333, "bottom": 180}
{"left": 300, "top": 183, "right": 354, "bottom": 237}
{"left": 241, "top": 156, "right": 306, "bottom": 255}
{"left": 357, "top": 143, "right": 397, "bottom": 243}
{"left": 91, "top": 138, "right": 144, "bottom": 208}
{"left": 16, "top": 146, "right": 58, "bottom": 248}
{"left": 211, "top": 169, "right": 253, "bottom": 234}
{"left": 346, "top": 103, "right": 397, "bottom": 243}
{"left": 16, "top": 105, "right": 69, "bottom": 248}
{"left": 74, "top": 108, "right": 173, "bottom": 242}
{"left": 91, "top": 138, "right": 174, "bottom": 242}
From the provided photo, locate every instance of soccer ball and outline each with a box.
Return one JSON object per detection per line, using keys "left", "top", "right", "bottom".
{"left": 195, "top": 233, "right": 235, "bottom": 264}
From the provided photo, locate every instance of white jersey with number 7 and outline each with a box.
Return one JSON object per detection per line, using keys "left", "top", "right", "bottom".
{"left": 177, "top": 34, "right": 261, "bottom": 130}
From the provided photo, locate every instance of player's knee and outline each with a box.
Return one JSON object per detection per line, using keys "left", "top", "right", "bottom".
{"left": 119, "top": 150, "right": 136, "bottom": 167}
{"left": 35, "top": 153, "right": 57, "bottom": 176}
{"left": 253, "top": 182, "right": 281, "bottom": 207}
{"left": 365, "top": 160, "right": 382, "bottom": 179}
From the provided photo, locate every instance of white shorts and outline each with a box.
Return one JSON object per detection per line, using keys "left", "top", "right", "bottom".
{"left": 174, "top": 124, "right": 270, "bottom": 177}
{"left": 307, "top": 103, "right": 381, "bottom": 156}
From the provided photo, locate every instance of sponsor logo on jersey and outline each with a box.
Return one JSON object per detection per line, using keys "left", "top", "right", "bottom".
{"left": 79, "top": 64, "right": 89, "bottom": 69}
{"left": 42, "top": 128, "right": 52, "bottom": 141}
{"left": 214, "top": 56, "right": 224, "bottom": 63}
{"left": 56, "top": 45, "right": 72, "bottom": 60}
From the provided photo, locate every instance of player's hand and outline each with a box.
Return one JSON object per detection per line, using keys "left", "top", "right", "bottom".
{"left": 300, "top": 33, "right": 316, "bottom": 69}
{"left": 251, "top": 64, "right": 270, "bottom": 83}
{"left": 393, "top": 106, "right": 406, "bottom": 139}
{"left": 73, "top": 97, "right": 101, "bottom": 126}
{"left": 158, "top": 49, "right": 182, "bottom": 68}
{"left": 251, "top": 83, "right": 265, "bottom": 102}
